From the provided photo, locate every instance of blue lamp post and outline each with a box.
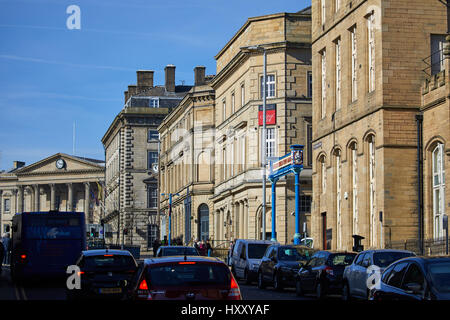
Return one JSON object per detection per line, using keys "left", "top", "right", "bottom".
{"left": 290, "top": 145, "right": 304, "bottom": 245}
{"left": 161, "top": 192, "right": 179, "bottom": 246}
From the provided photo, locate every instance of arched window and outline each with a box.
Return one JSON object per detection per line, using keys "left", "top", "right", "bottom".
{"left": 367, "top": 135, "right": 376, "bottom": 247}
{"left": 335, "top": 149, "right": 342, "bottom": 249}
{"left": 349, "top": 142, "right": 358, "bottom": 236}
{"left": 432, "top": 143, "right": 445, "bottom": 239}
{"left": 198, "top": 204, "right": 209, "bottom": 241}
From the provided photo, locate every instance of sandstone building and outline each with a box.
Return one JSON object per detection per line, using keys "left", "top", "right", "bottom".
{"left": 102, "top": 67, "right": 192, "bottom": 250}
{"left": 310, "top": 0, "right": 447, "bottom": 251}
{"left": 158, "top": 67, "right": 215, "bottom": 244}
{"left": 209, "top": 7, "right": 313, "bottom": 244}
{"left": 0, "top": 154, "right": 104, "bottom": 235}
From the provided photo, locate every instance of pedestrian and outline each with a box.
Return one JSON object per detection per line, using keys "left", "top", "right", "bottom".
{"left": 2, "top": 233, "right": 10, "bottom": 265}
{"left": 152, "top": 238, "right": 161, "bottom": 257}
{"left": 199, "top": 240, "right": 207, "bottom": 256}
{"left": 194, "top": 239, "right": 200, "bottom": 253}
{"left": 228, "top": 240, "right": 235, "bottom": 265}
{"left": 0, "top": 238, "right": 4, "bottom": 275}
{"left": 206, "top": 239, "right": 212, "bottom": 257}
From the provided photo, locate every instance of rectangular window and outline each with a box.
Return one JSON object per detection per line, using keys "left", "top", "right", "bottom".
{"left": 241, "top": 83, "right": 245, "bottom": 107}
{"left": 147, "top": 186, "right": 158, "bottom": 209}
{"left": 148, "top": 130, "right": 159, "bottom": 142}
{"left": 350, "top": 26, "right": 358, "bottom": 102}
{"left": 266, "top": 128, "right": 276, "bottom": 158}
{"left": 240, "top": 135, "right": 246, "bottom": 171}
{"left": 260, "top": 74, "right": 276, "bottom": 98}
{"left": 4, "top": 199, "right": 10, "bottom": 212}
{"left": 321, "top": 49, "right": 327, "bottom": 119}
{"left": 307, "top": 123, "right": 313, "bottom": 166}
{"left": 148, "top": 151, "right": 158, "bottom": 170}
{"left": 222, "top": 99, "right": 226, "bottom": 122}
{"left": 431, "top": 34, "right": 446, "bottom": 75}
{"left": 367, "top": 13, "right": 375, "bottom": 92}
{"left": 432, "top": 143, "right": 445, "bottom": 239}
{"left": 307, "top": 71, "right": 313, "bottom": 98}
{"left": 222, "top": 147, "right": 227, "bottom": 181}
{"left": 149, "top": 98, "right": 159, "bottom": 108}
{"left": 335, "top": 38, "right": 341, "bottom": 110}
{"left": 230, "top": 141, "right": 234, "bottom": 177}
{"left": 231, "top": 92, "right": 235, "bottom": 113}
{"left": 300, "top": 195, "right": 312, "bottom": 213}
{"left": 352, "top": 147, "right": 358, "bottom": 235}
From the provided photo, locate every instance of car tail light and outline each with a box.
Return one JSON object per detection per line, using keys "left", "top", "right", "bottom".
{"left": 104, "top": 254, "right": 114, "bottom": 257}
{"left": 227, "top": 275, "right": 242, "bottom": 300}
{"left": 325, "top": 266, "right": 334, "bottom": 276}
{"left": 136, "top": 278, "right": 151, "bottom": 300}
{"left": 78, "top": 271, "right": 85, "bottom": 276}
{"left": 179, "top": 262, "right": 196, "bottom": 265}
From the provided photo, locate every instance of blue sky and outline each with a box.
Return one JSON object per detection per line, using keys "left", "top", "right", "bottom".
{"left": 0, "top": 0, "right": 310, "bottom": 171}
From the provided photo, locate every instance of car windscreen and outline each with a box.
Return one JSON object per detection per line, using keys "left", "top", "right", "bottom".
{"left": 373, "top": 251, "right": 414, "bottom": 268}
{"left": 163, "top": 247, "right": 199, "bottom": 256}
{"left": 428, "top": 262, "right": 450, "bottom": 293}
{"left": 247, "top": 244, "right": 270, "bottom": 259}
{"left": 84, "top": 255, "right": 136, "bottom": 270}
{"left": 24, "top": 216, "right": 83, "bottom": 239}
{"left": 147, "top": 263, "right": 230, "bottom": 287}
{"left": 328, "top": 253, "right": 356, "bottom": 266}
{"left": 278, "top": 247, "right": 316, "bottom": 261}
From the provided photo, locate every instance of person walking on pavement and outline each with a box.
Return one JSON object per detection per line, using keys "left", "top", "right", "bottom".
{"left": 2, "top": 233, "right": 10, "bottom": 265}
{"left": 199, "top": 240, "right": 207, "bottom": 256}
{"left": 206, "top": 239, "right": 212, "bottom": 257}
{"left": 152, "top": 238, "right": 161, "bottom": 257}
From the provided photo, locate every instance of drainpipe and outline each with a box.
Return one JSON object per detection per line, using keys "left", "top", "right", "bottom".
{"left": 416, "top": 114, "right": 424, "bottom": 255}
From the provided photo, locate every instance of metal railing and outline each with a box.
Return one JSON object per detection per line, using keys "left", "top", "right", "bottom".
{"left": 385, "top": 237, "right": 449, "bottom": 256}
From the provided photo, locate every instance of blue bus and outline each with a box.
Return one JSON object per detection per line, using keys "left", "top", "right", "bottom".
{"left": 11, "top": 211, "right": 87, "bottom": 281}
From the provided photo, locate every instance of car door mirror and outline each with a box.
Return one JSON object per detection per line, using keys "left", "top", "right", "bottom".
{"left": 404, "top": 283, "right": 422, "bottom": 294}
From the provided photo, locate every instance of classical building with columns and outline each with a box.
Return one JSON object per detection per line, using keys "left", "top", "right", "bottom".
{"left": 0, "top": 154, "right": 104, "bottom": 235}
{"left": 102, "top": 67, "right": 192, "bottom": 251}
{"left": 209, "top": 7, "right": 313, "bottom": 244}
{"left": 310, "top": 0, "right": 447, "bottom": 251}
{"left": 158, "top": 66, "right": 215, "bottom": 244}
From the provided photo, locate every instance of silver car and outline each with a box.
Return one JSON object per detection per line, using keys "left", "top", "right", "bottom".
{"left": 342, "top": 249, "right": 415, "bottom": 300}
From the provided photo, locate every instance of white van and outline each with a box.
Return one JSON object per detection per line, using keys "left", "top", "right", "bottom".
{"left": 230, "top": 239, "right": 275, "bottom": 284}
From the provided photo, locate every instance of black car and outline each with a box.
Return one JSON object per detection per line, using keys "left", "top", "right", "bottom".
{"left": 369, "top": 256, "right": 450, "bottom": 300}
{"left": 295, "top": 250, "right": 356, "bottom": 299}
{"left": 129, "top": 256, "right": 242, "bottom": 300}
{"left": 257, "top": 244, "right": 317, "bottom": 291}
{"left": 155, "top": 246, "right": 199, "bottom": 257}
{"left": 66, "top": 249, "right": 138, "bottom": 300}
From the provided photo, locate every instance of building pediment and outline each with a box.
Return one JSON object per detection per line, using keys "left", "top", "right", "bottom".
{"left": 15, "top": 153, "right": 104, "bottom": 176}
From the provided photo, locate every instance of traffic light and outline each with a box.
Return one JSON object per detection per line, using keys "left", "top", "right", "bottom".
{"left": 90, "top": 227, "right": 95, "bottom": 237}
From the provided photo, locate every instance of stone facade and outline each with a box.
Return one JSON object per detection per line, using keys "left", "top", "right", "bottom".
{"left": 0, "top": 154, "right": 104, "bottom": 234}
{"left": 102, "top": 68, "right": 192, "bottom": 250}
{"left": 210, "top": 8, "right": 313, "bottom": 244}
{"left": 310, "top": 0, "right": 447, "bottom": 251}
{"left": 158, "top": 67, "right": 216, "bottom": 244}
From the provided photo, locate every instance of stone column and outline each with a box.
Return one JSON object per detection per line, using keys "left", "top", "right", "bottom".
{"left": 34, "top": 185, "right": 39, "bottom": 211}
{"left": 84, "top": 182, "right": 90, "bottom": 218}
{"left": 17, "top": 186, "right": 24, "bottom": 213}
{"left": 50, "top": 184, "right": 56, "bottom": 211}
{"left": 67, "top": 183, "right": 73, "bottom": 211}
{"left": 239, "top": 201, "right": 245, "bottom": 239}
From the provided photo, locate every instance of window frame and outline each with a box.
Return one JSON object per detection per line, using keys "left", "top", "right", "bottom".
{"left": 260, "top": 74, "right": 276, "bottom": 99}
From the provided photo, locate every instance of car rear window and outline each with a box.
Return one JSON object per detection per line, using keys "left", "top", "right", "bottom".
{"left": 428, "top": 262, "right": 450, "bottom": 293}
{"left": 328, "top": 253, "right": 356, "bottom": 266}
{"left": 163, "top": 247, "right": 199, "bottom": 256}
{"left": 84, "top": 255, "right": 136, "bottom": 270}
{"left": 247, "top": 244, "right": 270, "bottom": 259}
{"left": 147, "top": 263, "right": 231, "bottom": 287}
{"left": 373, "top": 251, "right": 414, "bottom": 268}
{"left": 278, "top": 247, "right": 316, "bottom": 261}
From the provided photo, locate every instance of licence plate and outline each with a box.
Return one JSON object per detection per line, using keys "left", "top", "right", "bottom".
{"left": 99, "top": 288, "right": 122, "bottom": 294}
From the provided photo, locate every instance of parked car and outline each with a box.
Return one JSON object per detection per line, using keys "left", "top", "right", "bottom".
{"left": 230, "top": 239, "right": 274, "bottom": 284}
{"left": 295, "top": 250, "right": 357, "bottom": 299}
{"left": 342, "top": 249, "right": 415, "bottom": 300}
{"left": 155, "top": 246, "right": 199, "bottom": 257}
{"left": 257, "top": 244, "right": 317, "bottom": 291}
{"left": 66, "top": 249, "right": 138, "bottom": 300}
{"left": 129, "top": 256, "right": 242, "bottom": 300}
{"left": 369, "top": 256, "right": 450, "bottom": 300}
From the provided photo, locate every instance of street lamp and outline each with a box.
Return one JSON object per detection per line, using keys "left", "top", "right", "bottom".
{"left": 161, "top": 192, "right": 180, "bottom": 246}
{"left": 241, "top": 44, "right": 268, "bottom": 240}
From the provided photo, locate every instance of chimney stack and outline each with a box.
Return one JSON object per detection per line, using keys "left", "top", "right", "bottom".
{"left": 13, "top": 161, "right": 25, "bottom": 169}
{"left": 165, "top": 65, "right": 176, "bottom": 92}
{"left": 137, "top": 70, "right": 154, "bottom": 89}
{"left": 124, "top": 90, "right": 129, "bottom": 104}
{"left": 194, "top": 66, "right": 206, "bottom": 86}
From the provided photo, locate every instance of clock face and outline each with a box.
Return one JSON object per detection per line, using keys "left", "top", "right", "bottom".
{"left": 56, "top": 159, "right": 65, "bottom": 169}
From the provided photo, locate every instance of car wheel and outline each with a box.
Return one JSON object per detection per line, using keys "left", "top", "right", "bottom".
{"left": 244, "top": 269, "right": 251, "bottom": 285}
{"left": 342, "top": 282, "right": 352, "bottom": 301}
{"left": 316, "top": 281, "right": 324, "bottom": 300}
{"left": 273, "top": 273, "right": 283, "bottom": 291}
{"left": 257, "top": 271, "right": 266, "bottom": 289}
{"left": 295, "top": 278, "right": 304, "bottom": 296}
